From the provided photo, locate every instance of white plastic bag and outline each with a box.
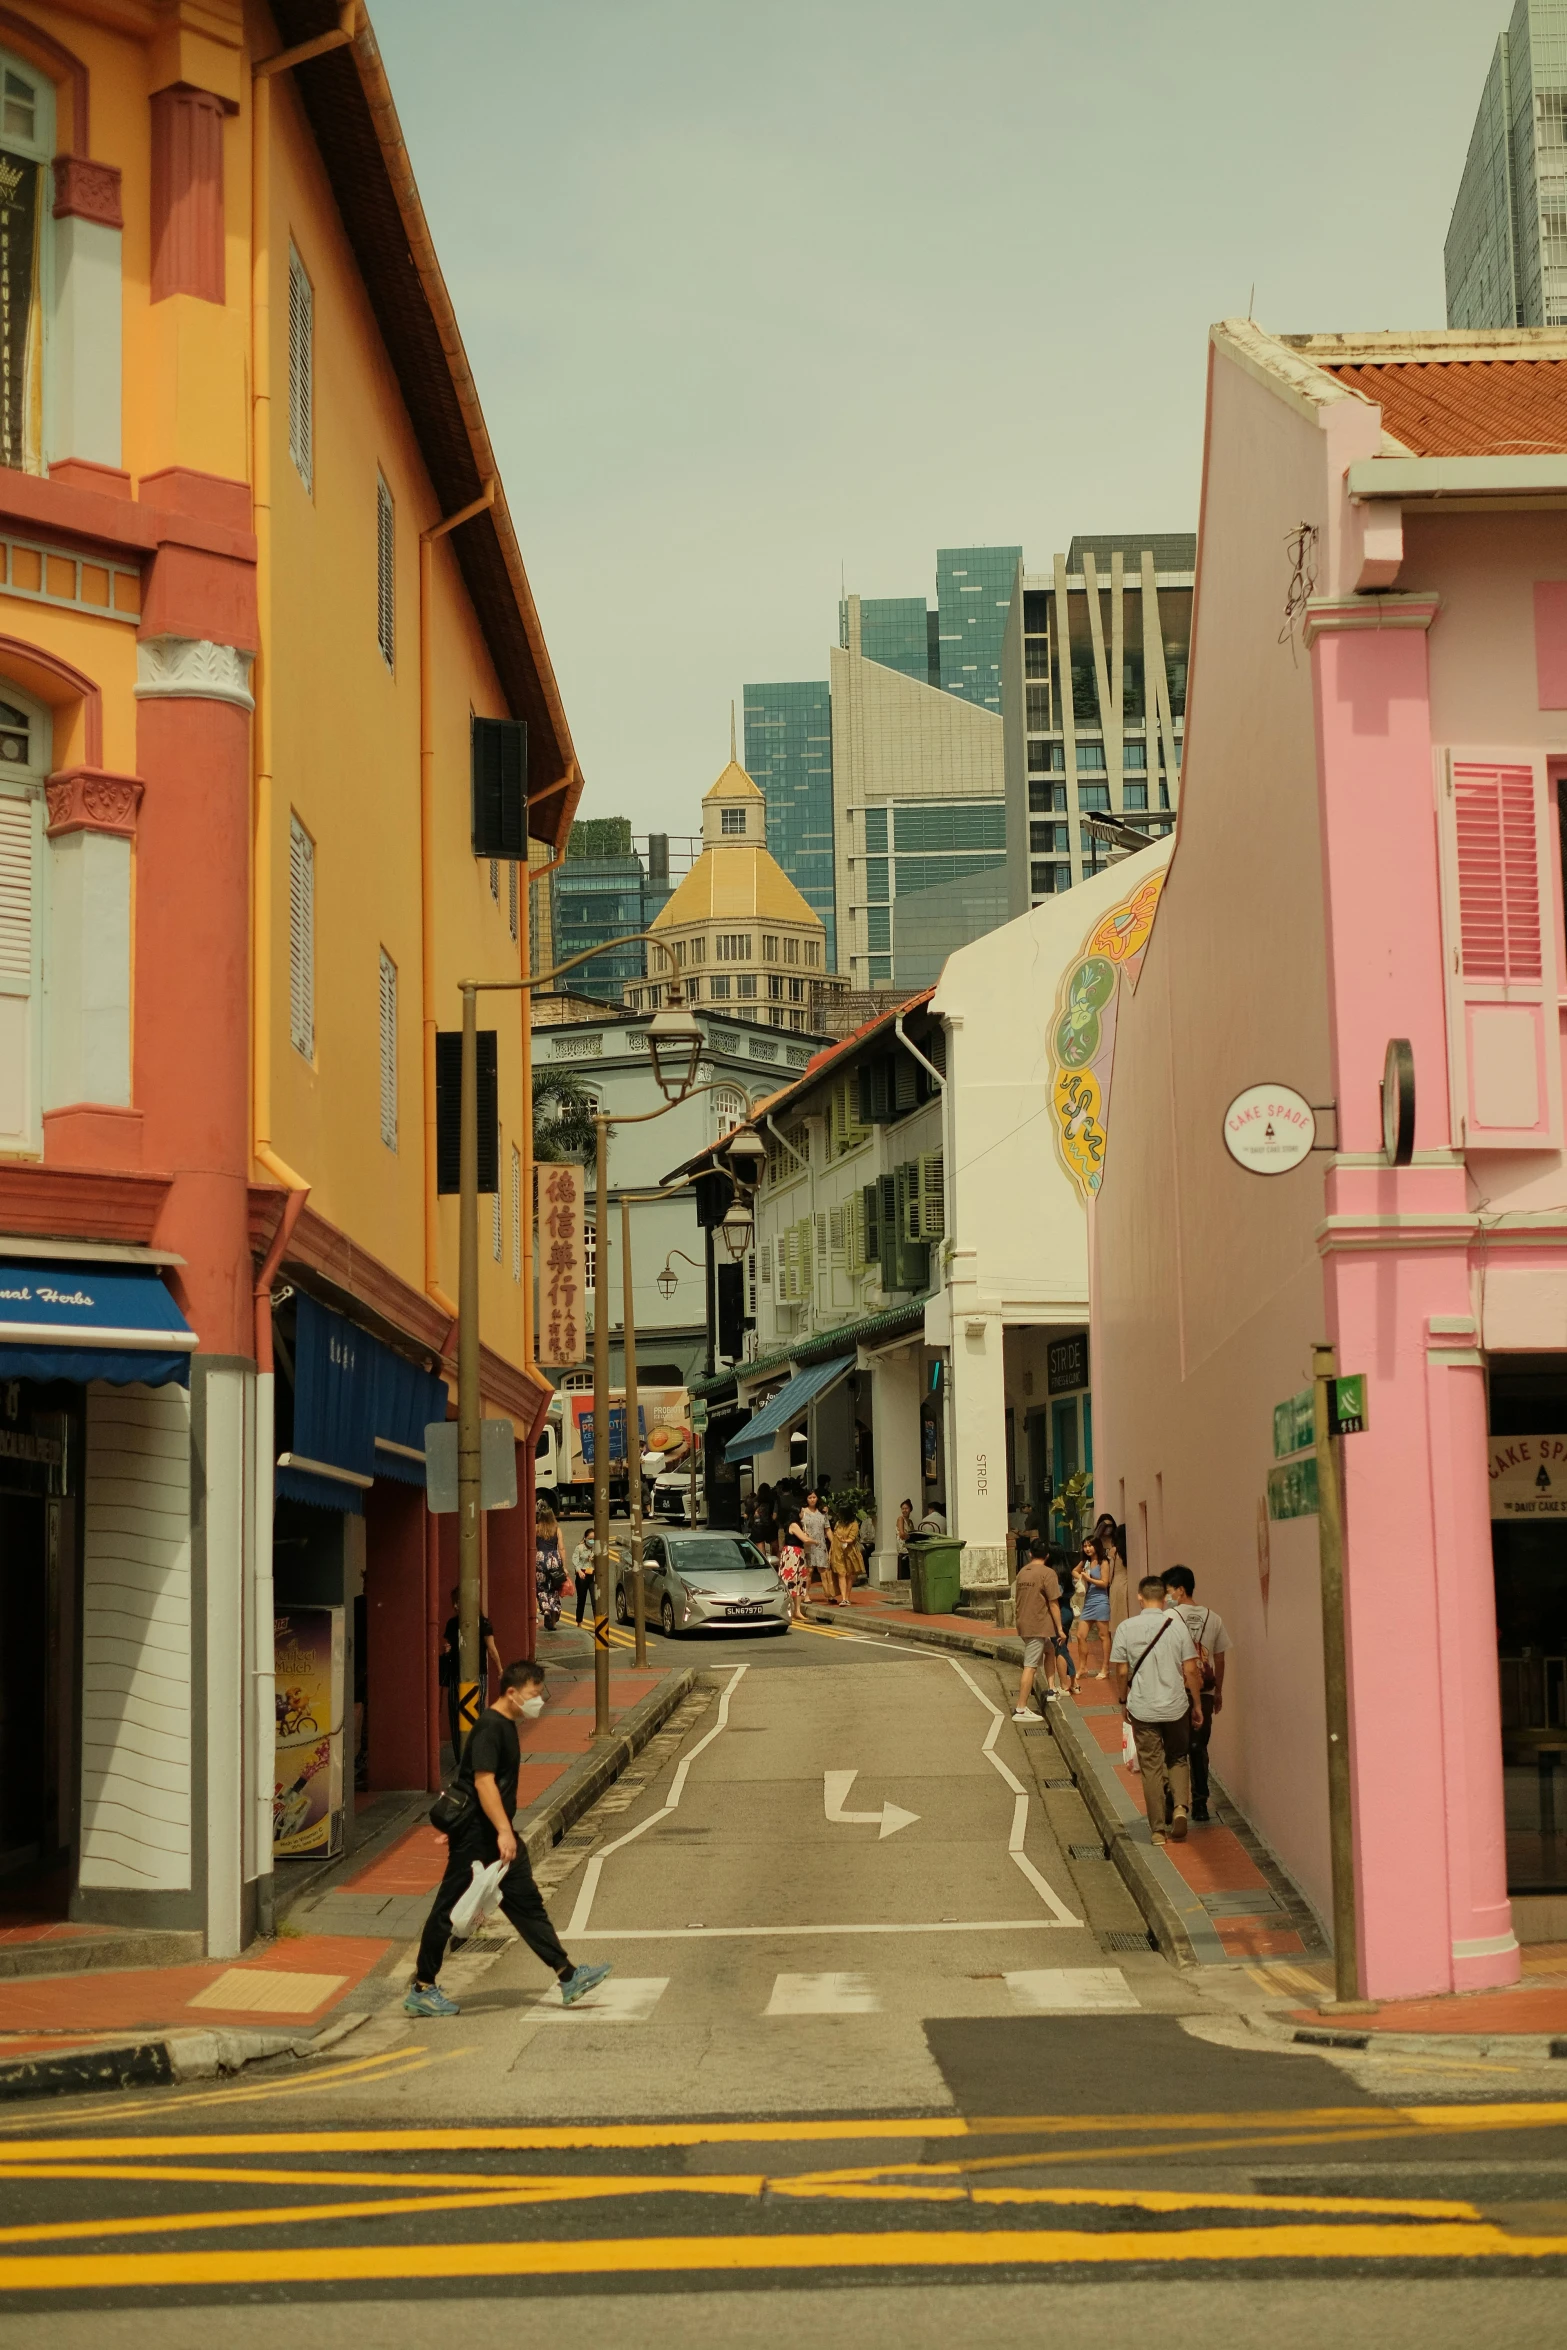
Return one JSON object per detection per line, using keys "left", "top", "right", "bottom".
{"left": 450, "top": 1855, "right": 507, "bottom": 1937}
{"left": 1120, "top": 1718, "right": 1138, "bottom": 1769}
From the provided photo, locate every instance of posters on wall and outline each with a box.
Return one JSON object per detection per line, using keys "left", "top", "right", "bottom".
{"left": 273, "top": 1608, "right": 345, "bottom": 1859}
{"left": 1489, "top": 1435, "right": 1567, "bottom": 1520}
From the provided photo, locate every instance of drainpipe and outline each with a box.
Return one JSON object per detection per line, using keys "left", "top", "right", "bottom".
{"left": 518, "top": 834, "right": 570, "bottom": 1383}
{"left": 893, "top": 1014, "right": 944, "bottom": 1094}
{"left": 419, "top": 481, "right": 496, "bottom": 1325}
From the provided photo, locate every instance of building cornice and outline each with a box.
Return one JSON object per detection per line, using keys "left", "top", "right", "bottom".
{"left": 1303, "top": 592, "right": 1440, "bottom": 643}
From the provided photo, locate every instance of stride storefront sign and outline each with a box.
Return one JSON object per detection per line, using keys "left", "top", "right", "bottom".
{"left": 1488, "top": 1434, "right": 1567, "bottom": 1519}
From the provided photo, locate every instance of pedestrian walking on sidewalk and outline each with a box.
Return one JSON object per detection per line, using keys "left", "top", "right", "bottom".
{"left": 1094, "top": 1512, "right": 1130, "bottom": 1637}
{"left": 779, "top": 1511, "right": 810, "bottom": 1621}
{"left": 571, "top": 1534, "right": 600, "bottom": 1628}
{"left": 1071, "top": 1535, "right": 1113, "bottom": 1680}
{"left": 1110, "top": 1575, "right": 1204, "bottom": 1844}
{"left": 407, "top": 1661, "right": 612, "bottom": 2017}
{"left": 800, "top": 1490, "right": 829, "bottom": 1600}
{"left": 1162, "top": 1565, "right": 1230, "bottom": 1823}
{"left": 1012, "top": 1537, "right": 1064, "bottom": 1717}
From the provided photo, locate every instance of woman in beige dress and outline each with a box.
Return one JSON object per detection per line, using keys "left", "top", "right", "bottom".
{"left": 1095, "top": 1512, "right": 1129, "bottom": 1637}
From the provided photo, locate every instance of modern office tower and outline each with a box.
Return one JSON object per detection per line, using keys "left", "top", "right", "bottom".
{"left": 626, "top": 761, "right": 848, "bottom": 1032}
{"left": 551, "top": 817, "right": 651, "bottom": 1002}
{"left": 837, "top": 597, "right": 937, "bottom": 685}
{"left": 935, "top": 544, "right": 1022, "bottom": 709}
{"left": 742, "top": 682, "right": 838, "bottom": 965}
{"left": 999, "top": 534, "right": 1194, "bottom": 914}
{"left": 831, "top": 594, "right": 1007, "bottom": 991}
{"left": 1446, "top": 1, "right": 1567, "bottom": 327}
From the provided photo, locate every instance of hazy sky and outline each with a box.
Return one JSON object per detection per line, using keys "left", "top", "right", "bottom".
{"left": 372, "top": 0, "right": 1499, "bottom": 836}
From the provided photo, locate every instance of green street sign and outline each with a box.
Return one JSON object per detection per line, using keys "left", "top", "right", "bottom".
{"left": 1267, "top": 1453, "right": 1319, "bottom": 1521}
{"left": 1273, "top": 1389, "right": 1314, "bottom": 1460}
{"left": 1329, "top": 1373, "right": 1367, "bottom": 1438}
{"left": 690, "top": 1399, "right": 708, "bottom": 1433}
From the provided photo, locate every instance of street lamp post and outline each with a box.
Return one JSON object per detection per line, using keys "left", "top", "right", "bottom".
{"left": 450, "top": 926, "right": 684, "bottom": 1742}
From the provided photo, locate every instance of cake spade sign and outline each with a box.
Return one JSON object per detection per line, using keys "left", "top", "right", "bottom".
{"left": 1222, "top": 1084, "right": 1317, "bottom": 1175}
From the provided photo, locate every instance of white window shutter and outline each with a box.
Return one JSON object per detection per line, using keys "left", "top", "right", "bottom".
{"left": 492, "top": 1151, "right": 503, "bottom": 1261}
{"left": 289, "top": 815, "right": 314, "bottom": 1060}
{"left": 376, "top": 476, "right": 395, "bottom": 669}
{"left": 1437, "top": 750, "right": 1561, "bottom": 1150}
{"left": 0, "top": 794, "right": 31, "bottom": 981}
{"left": 378, "top": 949, "right": 397, "bottom": 1148}
{"left": 511, "top": 1143, "right": 521, "bottom": 1279}
{"left": 288, "top": 246, "right": 313, "bottom": 494}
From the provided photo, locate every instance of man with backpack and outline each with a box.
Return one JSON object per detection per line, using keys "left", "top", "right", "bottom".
{"left": 406, "top": 1659, "right": 612, "bottom": 2017}
{"left": 1109, "top": 1575, "right": 1204, "bottom": 1844}
{"left": 1163, "top": 1564, "right": 1231, "bottom": 1824}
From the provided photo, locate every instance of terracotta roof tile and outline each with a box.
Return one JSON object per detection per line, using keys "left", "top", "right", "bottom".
{"left": 1325, "top": 359, "right": 1567, "bottom": 458}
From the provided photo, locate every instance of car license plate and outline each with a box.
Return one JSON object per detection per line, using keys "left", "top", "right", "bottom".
{"left": 726, "top": 1603, "right": 763, "bottom": 1617}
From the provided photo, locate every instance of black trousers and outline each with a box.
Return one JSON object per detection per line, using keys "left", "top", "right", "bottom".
{"left": 575, "top": 1571, "right": 591, "bottom": 1626}
{"left": 414, "top": 1820, "right": 572, "bottom": 1986}
{"left": 1190, "top": 1693, "right": 1215, "bottom": 1808}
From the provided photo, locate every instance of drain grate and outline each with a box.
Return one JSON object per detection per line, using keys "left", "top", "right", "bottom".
{"left": 1104, "top": 1929, "right": 1157, "bottom": 1951}
{"left": 1068, "top": 1843, "right": 1108, "bottom": 1860}
{"left": 1040, "top": 1778, "right": 1074, "bottom": 1790}
{"left": 1200, "top": 1890, "right": 1283, "bottom": 1916}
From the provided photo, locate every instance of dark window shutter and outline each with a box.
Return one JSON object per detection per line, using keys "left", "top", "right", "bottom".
{"left": 716, "top": 1261, "right": 745, "bottom": 1361}
{"left": 471, "top": 718, "right": 528, "bottom": 859}
{"left": 862, "top": 1180, "right": 880, "bottom": 1266}
{"left": 692, "top": 1167, "right": 735, "bottom": 1228}
{"left": 877, "top": 1172, "right": 898, "bottom": 1275}
{"left": 435, "top": 1029, "right": 499, "bottom": 1193}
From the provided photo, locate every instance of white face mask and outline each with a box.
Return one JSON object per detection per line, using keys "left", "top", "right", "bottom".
{"left": 519, "top": 1694, "right": 545, "bottom": 1720}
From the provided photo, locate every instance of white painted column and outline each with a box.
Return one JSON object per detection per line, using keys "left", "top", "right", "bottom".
{"left": 202, "top": 1366, "right": 250, "bottom": 1959}
{"left": 868, "top": 1343, "right": 922, "bottom": 1584}
{"left": 42, "top": 828, "right": 132, "bottom": 1108}
{"left": 950, "top": 1310, "right": 1010, "bottom": 1588}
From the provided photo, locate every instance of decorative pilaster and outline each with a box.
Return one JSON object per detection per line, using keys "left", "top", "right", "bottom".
{"left": 134, "top": 634, "right": 254, "bottom": 711}
{"left": 45, "top": 766, "right": 143, "bottom": 839}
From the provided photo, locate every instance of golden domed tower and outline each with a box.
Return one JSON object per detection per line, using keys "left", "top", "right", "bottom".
{"left": 625, "top": 760, "right": 845, "bottom": 1033}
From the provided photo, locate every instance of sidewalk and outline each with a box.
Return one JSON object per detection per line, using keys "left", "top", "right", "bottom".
{"left": 0, "top": 1633, "right": 695, "bottom": 2102}
{"left": 813, "top": 1584, "right": 1567, "bottom": 2042}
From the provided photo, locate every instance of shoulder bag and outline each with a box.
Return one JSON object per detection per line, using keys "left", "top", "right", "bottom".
{"left": 1119, "top": 1615, "right": 1177, "bottom": 1763}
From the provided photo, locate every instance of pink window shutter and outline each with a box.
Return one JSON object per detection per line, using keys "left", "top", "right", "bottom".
{"left": 1438, "top": 752, "right": 1560, "bottom": 1150}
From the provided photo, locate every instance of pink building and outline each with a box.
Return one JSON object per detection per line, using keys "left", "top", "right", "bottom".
{"left": 1094, "top": 325, "right": 1567, "bottom": 1995}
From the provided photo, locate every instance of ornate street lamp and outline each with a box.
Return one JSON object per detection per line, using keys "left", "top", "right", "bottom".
{"left": 646, "top": 979, "right": 703, "bottom": 1102}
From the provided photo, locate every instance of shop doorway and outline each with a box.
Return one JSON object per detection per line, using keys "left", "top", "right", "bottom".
{"left": 1488, "top": 1358, "right": 1567, "bottom": 1896}
{"left": 0, "top": 1382, "right": 79, "bottom": 1923}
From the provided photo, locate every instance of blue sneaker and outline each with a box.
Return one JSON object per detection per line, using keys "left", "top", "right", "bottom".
{"left": 404, "top": 1981, "right": 461, "bottom": 2017}
{"left": 559, "top": 1962, "right": 613, "bottom": 2008}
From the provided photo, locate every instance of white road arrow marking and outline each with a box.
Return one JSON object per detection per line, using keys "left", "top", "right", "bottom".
{"left": 823, "top": 1769, "right": 919, "bottom": 1840}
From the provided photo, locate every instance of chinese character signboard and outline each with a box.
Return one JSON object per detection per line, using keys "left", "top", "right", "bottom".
{"left": 538, "top": 1162, "right": 586, "bottom": 1366}
{"left": 1273, "top": 1389, "right": 1314, "bottom": 1460}
{"left": 1489, "top": 1435, "right": 1567, "bottom": 1520}
{"left": 1267, "top": 1454, "right": 1319, "bottom": 1521}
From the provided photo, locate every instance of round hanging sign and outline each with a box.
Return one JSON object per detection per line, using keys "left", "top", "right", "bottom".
{"left": 1222, "top": 1083, "right": 1316, "bottom": 1175}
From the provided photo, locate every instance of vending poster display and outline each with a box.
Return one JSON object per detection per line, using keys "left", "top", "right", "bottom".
{"left": 273, "top": 1607, "right": 345, "bottom": 1858}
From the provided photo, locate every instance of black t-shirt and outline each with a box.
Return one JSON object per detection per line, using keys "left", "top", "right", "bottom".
{"left": 458, "top": 1706, "right": 520, "bottom": 1820}
{"left": 441, "top": 1613, "right": 495, "bottom": 1690}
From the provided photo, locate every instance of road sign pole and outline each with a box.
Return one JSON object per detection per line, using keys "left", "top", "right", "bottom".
{"left": 591, "top": 1112, "right": 612, "bottom": 1737}
{"left": 622, "top": 1192, "right": 647, "bottom": 1669}
{"left": 457, "top": 981, "right": 482, "bottom": 1749}
{"left": 1312, "top": 1341, "right": 1359, "bottom": 2003}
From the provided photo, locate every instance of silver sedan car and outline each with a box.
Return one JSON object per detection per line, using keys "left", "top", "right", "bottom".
{"left": 614, "top": 1530, "right": 789, "bottom": 1636}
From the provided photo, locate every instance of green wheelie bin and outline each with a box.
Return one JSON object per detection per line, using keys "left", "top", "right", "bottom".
{"left": 908, "top": 1536, "right": 965, "bottom": 1615}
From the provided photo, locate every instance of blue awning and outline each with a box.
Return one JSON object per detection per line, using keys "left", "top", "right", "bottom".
{"left": 0, "top": 1261, "right": 196, "bottom": 1388}
{"left": 725, "top": 1354, "right": 854, "bottom": 1462}
{"left": 277, "top": 1293, "right": 449, "bottom": 1513}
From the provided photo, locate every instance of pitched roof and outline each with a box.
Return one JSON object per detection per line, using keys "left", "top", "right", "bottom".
{"left": 650, "top": 845, "right": 821, "bottom": 929}
{"left": 704, "top": 760, "right": 765, "bottom": 802}
{"left": 1322, "top": 358, "right": 1567, "bottom": 458}
{"left": 270, "top": 2, "right": 581, "bottom": 848}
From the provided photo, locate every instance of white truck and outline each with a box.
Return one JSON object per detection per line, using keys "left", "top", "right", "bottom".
{"left": 534, "top": 1386, "right": 694, "bottom": 1516}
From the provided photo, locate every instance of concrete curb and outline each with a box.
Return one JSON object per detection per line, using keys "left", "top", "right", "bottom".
{"left": 1232, "top": 2003, "right": 1567, "bottom": 2066}
{"left": 0, "top": 2009, "right": 371, "bottom": 2106}
{"left": 0, "top": 1668, "right": 698, "bottom": 2107}
{"left": 0, "top": 1928, "right": 206, "bottom": 1983}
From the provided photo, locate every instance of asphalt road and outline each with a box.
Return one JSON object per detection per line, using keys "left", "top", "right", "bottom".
{"left": 3, "top": 1622, "right": 1566, "bottom": 2341}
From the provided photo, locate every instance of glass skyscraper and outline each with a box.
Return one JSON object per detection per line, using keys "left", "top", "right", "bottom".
{"left": 741, "top": 682, "right": 837, "bottom": 966}
{"left": 1447, "top": 0, "right": 1567, "bottom": 327}
{"left": 837, "top": 596, "right": 936, "bottom": 685}
{"left": 935, "top": 545, "right": 1022, "bottom": 711}
{"left": 551, "top": 818, "right": 651, "bottom": 1002}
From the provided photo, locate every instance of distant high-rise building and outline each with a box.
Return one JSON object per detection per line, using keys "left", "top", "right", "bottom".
{"left": 837, "top": 596, "right": 936, "bottom": 686}
{"left": 741, "top": 683, "right": 837, "bottom": 964}
{"left": 1000, "top": 535, "right": 1193, "bottom": 913}
{"left": 934, "top": 544, "right": 1022, "bottom": 710}
{"left": 1446, "top": 1, "right": 1567, "bottom": 327}
{"left": 551, "top": 817, "right": 650, "bottom": 1002}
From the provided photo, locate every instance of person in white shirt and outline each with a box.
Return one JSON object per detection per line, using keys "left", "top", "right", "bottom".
{"left": 916, "top": 1504, "right": 947, "bottom": 1536}
{"left": 1109, "top": 1574, "right": 1204, "bottom": 1844}
{"left": 1163, "top": 1565, "right": 1231, "bottom": 1824}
